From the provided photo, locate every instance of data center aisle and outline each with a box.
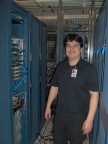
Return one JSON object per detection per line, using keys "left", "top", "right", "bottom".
{"left": 34, "top": 117, "right": 89, "bottom": 144}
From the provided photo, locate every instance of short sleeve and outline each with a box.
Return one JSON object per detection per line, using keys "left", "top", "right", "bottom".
{"left": 87, "top": 67, "right": 99, "bottom": 91}
{"left": 50, "top": 64, "right": 60, "bottom": 87}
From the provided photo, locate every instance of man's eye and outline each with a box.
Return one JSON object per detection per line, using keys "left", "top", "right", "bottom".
{"left": 66, "top": 45, "right": 70, "bottom": 47}
{"left": 74, "top": 45, "right": 78, "bottom": 47}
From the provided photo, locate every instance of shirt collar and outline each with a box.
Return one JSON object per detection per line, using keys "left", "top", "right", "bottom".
{"left": 65, "top": 57, "right": 83, "bottom": 69}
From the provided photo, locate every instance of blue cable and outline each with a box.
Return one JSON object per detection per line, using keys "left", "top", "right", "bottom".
{"left": 12, "top": 38, "right": 28, "bottom": 144}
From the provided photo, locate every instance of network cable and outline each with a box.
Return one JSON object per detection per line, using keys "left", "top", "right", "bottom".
{"left": 36, "top": 118, "right": 54, "bottom": 144}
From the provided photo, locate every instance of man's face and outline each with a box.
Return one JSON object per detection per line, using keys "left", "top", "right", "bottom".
{"left": 65, "top": 40, "right": 83, "bottom": 61}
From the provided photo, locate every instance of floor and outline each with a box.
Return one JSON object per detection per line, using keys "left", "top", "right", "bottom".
{"left": 34, "top": 117, "right": 89, "bottom": 144}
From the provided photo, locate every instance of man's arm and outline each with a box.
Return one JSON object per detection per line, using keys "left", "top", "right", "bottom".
{"left": 82, "top": 91, "right": 99, "bottom": 134}
{"left": 45, "top": 86, "right": 58, "bottom": 120}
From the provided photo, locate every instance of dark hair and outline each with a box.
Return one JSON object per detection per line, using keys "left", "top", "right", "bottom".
{"left": 63, "top": 34, "right": 83, "bottom": 48}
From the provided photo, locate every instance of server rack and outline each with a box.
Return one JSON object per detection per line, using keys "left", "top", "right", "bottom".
{"left": 11, "top": 2, "right": 29, "bottom": 144}
{"left": 0, "top": 1, "right": 47, "bottom": 144}
{"left": 29, "top": 14, "right": 41, "bottom": 144}
{"left": 40, "top": 22, "right": 47, "bottom": 130}
{"left": 90, "top": 0, "right": 108, "bottom": 144}
{"left": 28, "top": 14, "right": 47, "bottom": 144}
{"left": 0, "top": 0, "right": 13, "bottom": 144}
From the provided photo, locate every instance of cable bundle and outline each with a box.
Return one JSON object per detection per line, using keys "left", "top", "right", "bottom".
{"left": 36, "top": 118, "right": 54, "bottom": 144}
{"left": 11, "top": 38, "right": 26, "bottom": 81}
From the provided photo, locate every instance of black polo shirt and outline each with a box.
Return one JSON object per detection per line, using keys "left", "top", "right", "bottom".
{"left": 51, "top": 58, "right": 99, "bottom": 119}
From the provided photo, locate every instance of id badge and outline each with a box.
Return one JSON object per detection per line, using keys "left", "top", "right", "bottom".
{"left": 71, "top": 69, "right": 78, "bottom": 78}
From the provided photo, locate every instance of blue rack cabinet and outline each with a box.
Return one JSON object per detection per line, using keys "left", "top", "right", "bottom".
{"left": 0, "top": 1, "right": 29, "bottom": 144}
{"left": 90, "top": 0, "right": 108, "bottom": 144}
{"left": 40, "top": 22, "right": 47, "bottom": 130}
{"left": 0, "top": 0, "right": 14, "bottom": 144}
{"left": 0, "top": 1, "right": 47, "bottom": 144}
{"left": 29, "top": 14, "right": 41, "bottom": 144}
{"left": 11, "top": 2, "right": 30, "bottom": 144}
{"left": 29, "top": 15, "right": 47, "bottom": 144}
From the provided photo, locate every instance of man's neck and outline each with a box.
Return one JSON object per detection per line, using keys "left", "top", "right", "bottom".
{"left": 68, "top": 57, "right": 80, "bottom": 66}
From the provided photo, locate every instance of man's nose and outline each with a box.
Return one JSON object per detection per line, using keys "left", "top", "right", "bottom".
{"left": 70, "top": 46, "right": 74, "bottom": 50}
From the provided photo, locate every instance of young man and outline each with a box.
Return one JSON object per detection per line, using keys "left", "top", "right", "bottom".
{"left": 45, "top": 34, "right": 99, "bottom": 144}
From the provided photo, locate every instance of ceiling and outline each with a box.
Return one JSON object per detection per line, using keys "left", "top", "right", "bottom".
{"left": 14, "top": 0, "right": 104, "bottom": 9}
{"left": 14, "top": 0, "right": 104, "bottom": 32}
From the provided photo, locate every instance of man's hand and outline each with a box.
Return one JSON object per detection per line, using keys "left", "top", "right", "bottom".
{"left": 45, "top": 107, "right": 51, "bottom": 120}
{"left": 44, "top": 86, "right": 58, "bottom": 120}
{"left": 82, "top": 119, "right": 93, "bottom": 134}
{"left": 82, "top": 91, "right": 99, "bottom": 134}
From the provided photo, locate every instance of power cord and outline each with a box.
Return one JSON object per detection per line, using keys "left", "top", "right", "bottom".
{"left": 35, "top": 118, "right": 54, "bottom": 144}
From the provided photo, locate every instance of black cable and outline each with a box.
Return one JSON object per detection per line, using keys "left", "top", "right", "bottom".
{"left": 36, "top": 120, "right": 50, "bottom": 144}
{"left": 36, "top": 136, "right": 45, "bottom": 144}
{"left": 35, "top": 119, "right": 54, "bottom": 144}
{"left": 40, "top": 135, "right": 54, "bottom": 143}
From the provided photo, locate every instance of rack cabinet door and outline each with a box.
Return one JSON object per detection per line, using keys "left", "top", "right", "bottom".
{"left": 29, "top": 15, "right": 40, "bottom": 144}
{"left": 0, "top": 0, "right": 14, "bottom": 144}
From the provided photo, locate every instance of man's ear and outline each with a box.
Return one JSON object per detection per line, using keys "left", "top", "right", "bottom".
{"left": 80, "top": 47, "right": 83, "bottom": 53}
